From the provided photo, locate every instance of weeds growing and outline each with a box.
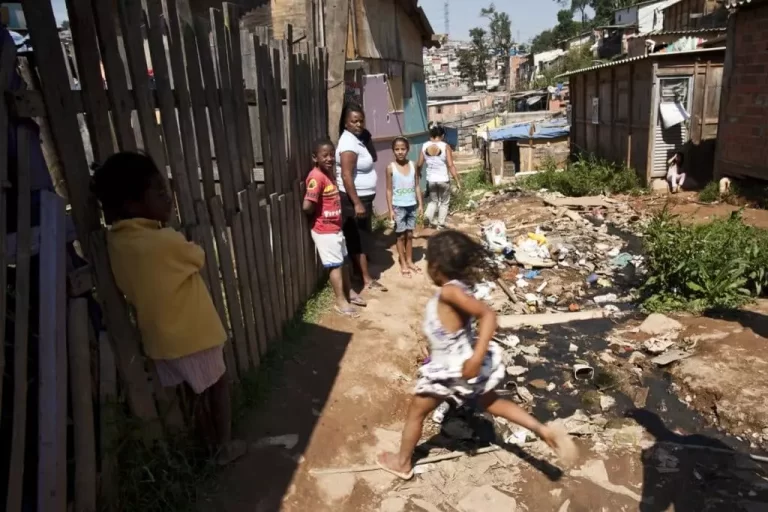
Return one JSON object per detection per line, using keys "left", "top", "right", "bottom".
{"left": 116, "top": 284, "right": 334, "bottom": 512}
{"left": 449, "top": 167, "right": 500, "bottom": 212}
{"left": 698, "top": 181, "right": 721, "bottom": 203}
{"left": 518, "top": 155, "right": 644, "bottom": 197}
{"left": 641, "top": 208, "right": 768, "bottom": 313}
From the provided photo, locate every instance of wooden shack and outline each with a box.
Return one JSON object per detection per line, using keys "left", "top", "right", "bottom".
{"left": 564, "top": 47, "right": 725, "bottom": 185}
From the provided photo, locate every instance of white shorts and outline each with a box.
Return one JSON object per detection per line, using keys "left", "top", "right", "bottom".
{"left": 311, "top": 231, "right": 347, "bottom": 268}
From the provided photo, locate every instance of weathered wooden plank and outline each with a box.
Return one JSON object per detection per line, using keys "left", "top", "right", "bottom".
{"left": 224, "top": 4, "right": 254, "bottom": 189}
{"left": 209, "top": 196, "right": 250, "bottom": 372}
{"left": 195, "top": 17, "right": 238, "bottom": 215}
{"left": 231, "top": 212, "right": 259, "bottom": 368}
{"left": 253, "top": 34, "right": 277, "bottom": 195}
{"left": 160, "top": 0, "right": 206, "bottom": 205}
{"left": 238, "top": 192, "right": 268, "bottom": 357}
{"left": 211, "top": 8, "right": 244, "bottom": 194}
{"left": 277, "top": 194, "right": 295, "bottom": 318}
{"left": 241, "top": 30, "right": 263, "bottom": 165}
{"left": 5, "top": 121, "right": 31, "bottom": 512}
{"left": 0, "top": 32, "right": 14, "bottom": 425}
{"left": 68, "top": 298, "right": 97, "bottom": 512}
{"left": 38, "top": 190, "right": 67, "bottom": 512}
{"left": 270, "top": 45, "right": 289, "bottom": 193}
{"left": 194, "top": 202, "right": 237, "bottom": 380}
{"left": 90, "top": 0, "right": 137, "bottom": 151}
{"left": 144, "top": 0, "right": 196, "bottom": 224}
{"left": 268, "top": 193, "right": 289, "bottom": 324}
{"left": 292, "top": 181, "right": 308, "bottom": 302}
{"left": 257, "top": 186, "right": 285, "bottom": 335}
{"left": 98, "top": 333, "right": 118, "bottom": 510}
{"left": 64, "top": 0, "right": 116, "bottom": 162}
{"left": 288, "top": 191, "right": 304, "bottom": 310}
{"left": 247, "top": 185, "right": 278, "bottom": 343}
{"left": 325, "top": 0, "right": 350, "bottom": 142}
{"left": 117, "top": 0, "right": 166, "bottom": 168}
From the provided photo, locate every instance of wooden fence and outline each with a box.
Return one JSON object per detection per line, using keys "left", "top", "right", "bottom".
{"left": 1, "top": 0, "right": 327, "bottom": 509}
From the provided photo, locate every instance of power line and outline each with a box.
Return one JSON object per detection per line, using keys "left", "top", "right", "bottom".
{"left": 444, "top": 0, "right": 449, "bottom": 37}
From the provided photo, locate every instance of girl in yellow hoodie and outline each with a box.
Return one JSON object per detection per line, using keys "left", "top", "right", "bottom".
{"left": 92, "top": 151, "right": 245, "bottom": 465}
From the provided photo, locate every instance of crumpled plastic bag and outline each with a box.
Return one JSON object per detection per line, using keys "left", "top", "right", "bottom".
{"left": 482, "top": 220, "right": 509, "bottom": 253}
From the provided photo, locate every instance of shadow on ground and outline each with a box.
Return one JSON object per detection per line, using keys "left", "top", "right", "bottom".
{"left": 199, "top": 322, "right": 353, "bottom": 512}
{"left": 629, "top": 409, "right": 768, "bottom": 512}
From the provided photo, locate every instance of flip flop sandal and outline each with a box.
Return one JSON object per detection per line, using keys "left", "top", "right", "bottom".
{"left": 334, "top": 305, "right": 360, "bottom": 318}
{"left": 350, "top": 296, "right": 367, "bottom": 307}
{"left": 367, "top": 280, "right": 389, "bottom": 292}
{"left": 376, "top": 458, "right": 414, "bottom": 481}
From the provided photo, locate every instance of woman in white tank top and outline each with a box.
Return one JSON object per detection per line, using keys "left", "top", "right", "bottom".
{"left": 416, "top": 123, "right": 461, "bottom": 229}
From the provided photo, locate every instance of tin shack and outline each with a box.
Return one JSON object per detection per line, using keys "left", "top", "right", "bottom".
{"left": 561, "top": 47, "right": 724, "bottom": 185}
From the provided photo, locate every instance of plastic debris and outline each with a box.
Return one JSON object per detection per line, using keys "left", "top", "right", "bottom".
{"left": 546, "top": 382, "right": 557, "bottom": 392}
{"left": 594, "top": 293, "right": 618, "bottom": 304}
{"left": 524, "top": 293, "right": 542, "bottom": 306}
{"left": 574, "top": 364, "right": 595, "bottom": 380}
{"left": 506, "top": 365, "right": 528, "bottom": 377}
{"left": 600, "top": 395, "right": 616, "bottom": 411}
{"left": 597, "top": 277, "right": 613, "bottom": 288}
{"left": 609, "top": 253, "right": 634, "bottom": 269}
{"left": 432, "top": 402, "right": 450, "bottom": 423}
{"left": 496, "top": 334, "right": 521, "bottom": 349}
{"left": 607, "top": 247, "right": 621, "bottom": 258}
{"left": 517, "top": 386, "right": 534, "bottom": 403}
{"left": 569, "top": 303, "right": 581, "bottom": 312}
{"left": 536, "top": 281, "right": 548, "bottom": 293}
{"left": 643, "top": 338, "right": 675, "bottom": 354}
{"left": 569, "top": 343, "right": 578, "bottom": 352}
{"left": 482, "top": 220, "right": 510, "bottom": 253}
{"left": 516, "top": 278, "right": 529, "bottom": 289}
{"left": 524, "top": 270, "right": 541, "bottom": 279}
{"left": 473, "top": 282, "right": 496, "bottom": 300}
{"left": 586, "top": 273, "right": 599, "bottom": 285}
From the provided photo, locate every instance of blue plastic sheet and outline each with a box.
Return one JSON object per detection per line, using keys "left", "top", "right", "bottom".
{"left": 489, "top": 119, "right": 570, "bottom": 142}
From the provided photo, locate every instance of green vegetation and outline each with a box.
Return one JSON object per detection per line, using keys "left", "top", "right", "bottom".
{"left": 698, "top": 181, "right": 721, "bottom": 203}
{"left": 116, "top": 284, "right": 334, "bottom": 512}
{"left": 641, "top": 209, "right": 768, "bottom": 313}
{"left": 449, "top": 167, "right": 500, "bottom": 212}
{"left": 518, "top": 155, "right": 643, "bottom": 197}
{"left": 533, "top": 46, "right": 597, "bottom": 88}
{"left": 457, "top": 4, "right": 513, "bottom": 89}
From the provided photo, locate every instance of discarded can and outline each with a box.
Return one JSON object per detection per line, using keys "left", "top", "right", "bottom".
{"left": 573, "top": 364, "right": 595, "bottom": 381}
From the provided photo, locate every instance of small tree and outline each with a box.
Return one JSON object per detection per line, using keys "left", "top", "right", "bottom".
{"left": 456, "top": 49, "right": 477, "bottom": 89}
{"left": 480, "top": 4, "right": 513, "bottom": 87}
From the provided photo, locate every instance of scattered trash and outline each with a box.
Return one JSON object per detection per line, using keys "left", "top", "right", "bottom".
{"left": 496, "top": 334, "right": 521, "bottom": 349}
{"left": 569, "top": 343, "right": 578, "bottom": 353}
{"left": 643, "top": 338, "right": 675, "bottom": 355}
{"left": 432, "top": 402, "right": 450, "bottom": 424}
{"left": 529, "top": 379, "right": 549, "bottom": 390}
{"left": 546, "top": 382, "right": 557, "bottom": 392}
{"left": 473, "top": 282, "right": 497, "bottom": 300}
{"left": 594, "top": 293, "right": 618, "bottom": 305}
{"left": 516, "top": 278, "right": 529, "bottom": 288}
{"left": 517, "top": 386, "right": 534, "bottom": 403}
{"left": 569, "top": 303, "right": 581, "bottom": 312}
{"left": 600, "top": 395, "right": 616, "bottom": 411}
{"left": 524, "top": 293, "right": 542, "bottom": 307}
{"left": 607, "top": 247, "right": 621, "bottom": 258}
{"left": 554, "top": 409, "right": 607, "bottom": 436}
{"left": 482, "top": 220, "right": 510, "bottom": 253}
{"left": 603, "top": 304, "right": 620, "bottom": 315}
{"left": 573, "top": 364, "right": 595, "bottom": 381}
{"left": 586, "top": 273, "right": 599, "bottom": 285}
{"left": 597, "top": 278, "right": 612, "bottom": 288}
{"left": 506, "top": 365, "right": 528, "bottom": 377}
{"left": 628, "top": 351, "right": 646, "bottom": 365}
{"left": 524, "top": 270, "right": 541, "bottom": 279}
{"left": 520, "top": 345, "right": 540, "bottom": 357}
{"left": 505, "top": 426, "right": 533, "bottom": 446}
{"left": 609, "top": 253, "right": 634, "bottom": 269}
{"left": 651, "top": 349, "right": 693, "bottom": 366}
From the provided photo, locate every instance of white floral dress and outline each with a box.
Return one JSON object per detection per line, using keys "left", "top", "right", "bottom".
{"left": 414, "top": 280, "right": 506, "bottom": 404}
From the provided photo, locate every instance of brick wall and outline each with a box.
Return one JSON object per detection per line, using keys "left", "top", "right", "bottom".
{"left": 717, "top": 4, "right": 768, "bottom": 180}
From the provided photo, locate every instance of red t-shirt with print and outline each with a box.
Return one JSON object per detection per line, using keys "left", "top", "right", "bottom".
{"left": 304, "top": 168, "right": 342, "bottom": 234}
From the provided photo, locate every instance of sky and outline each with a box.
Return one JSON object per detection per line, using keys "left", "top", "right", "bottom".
{"left": 418, "top": 0, "right": 563, "bottom": 43}
{"left": 51, "top": 0, "right": 564, "bottom": 42}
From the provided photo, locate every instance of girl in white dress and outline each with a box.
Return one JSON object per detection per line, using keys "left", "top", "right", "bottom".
{"left": 378, "top": 230, "right": 575, "bottom": 479}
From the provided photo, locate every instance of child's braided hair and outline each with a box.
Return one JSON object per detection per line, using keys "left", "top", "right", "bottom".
{"left": 426, "top": 230, "right": 498, "bottom": 286}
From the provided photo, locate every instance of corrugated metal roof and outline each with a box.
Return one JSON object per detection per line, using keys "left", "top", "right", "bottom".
{"left": 628, "top": 27, "right": 727, "bottom": 38}
{"left": 555, "top": 47, "right": 726, "bottom": 78}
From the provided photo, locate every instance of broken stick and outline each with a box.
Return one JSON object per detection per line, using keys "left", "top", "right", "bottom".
{"left": 309, "top": 446, "right": 502, "bottom": 476}
{"left": 498, "top": 310, "right": 625, "bottom": 329}
{"left": 497, "top": 279, "right": 519, "bottom": 303}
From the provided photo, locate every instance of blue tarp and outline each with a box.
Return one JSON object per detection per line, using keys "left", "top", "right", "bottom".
{"left": 488, "top": 119, "right": 570, "bottom": 142}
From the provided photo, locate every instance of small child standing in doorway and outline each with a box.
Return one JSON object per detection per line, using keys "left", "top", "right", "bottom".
{"left": 91, "top": 151, "right": 245, "bottom": 465}
{"left": 667, "top": 152, "right": 686, "bottom": 193}
{"left": 387, "top": 136, "right": 423, "bottom": 277}
{"left": 303, "top": 139, "right": 367, "bottom": 317}
{"left": 377, "top": 230, "right": 576, "bottom": 479}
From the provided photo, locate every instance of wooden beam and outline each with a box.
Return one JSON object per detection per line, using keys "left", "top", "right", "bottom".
{"left": 325, "top": 0, "right": 350, "bottom": 142}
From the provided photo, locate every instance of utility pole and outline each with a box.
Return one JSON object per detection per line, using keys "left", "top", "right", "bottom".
{"left": 444, "top": 0, "right": 449, "bottom": 37}
{"left": 325, "top": 0, "right": 350, "bottom": 142}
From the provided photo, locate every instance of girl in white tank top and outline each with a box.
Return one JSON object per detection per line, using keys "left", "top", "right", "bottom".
{"left": 417, "top": 123, "right": 461, "bottom": 229}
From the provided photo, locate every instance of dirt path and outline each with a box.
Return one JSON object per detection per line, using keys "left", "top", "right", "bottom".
{"left": 201, "top": 196, "right": 768, "bottom": 512}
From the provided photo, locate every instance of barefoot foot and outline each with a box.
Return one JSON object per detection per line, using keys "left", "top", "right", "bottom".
{"left": 377, "top": 452, "right": 414, "bottom": 480}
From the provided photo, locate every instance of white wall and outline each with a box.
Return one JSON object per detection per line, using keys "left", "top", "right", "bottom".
{"left": 615, "top": 6, "right": 639, "bottom": 26}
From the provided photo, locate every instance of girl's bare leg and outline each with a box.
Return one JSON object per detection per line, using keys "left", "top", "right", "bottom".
{"left": 395, "top": 233, "right": 411, "bottom": 277}
{"left": 208, "top": 373, "right": 247, "bottom": 465}
{"left": 378, "top": 395, "right": 442, "bottom": 473}
{"left": 406, "top": 231, "right": 421, "bottom": 273}
{"left": 479, "top": 391, "right": 558, "bottom": 449}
